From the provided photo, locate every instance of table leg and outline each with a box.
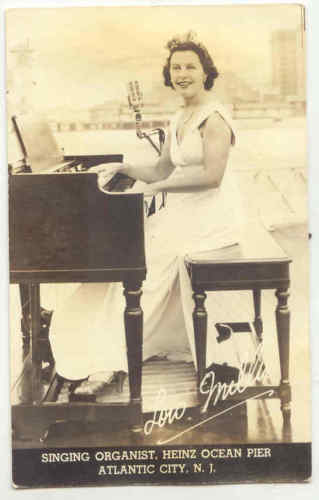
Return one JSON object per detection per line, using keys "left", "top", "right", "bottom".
{"left": 192, "top": 287, "right": 207, "bottom": 406}
{"left": 123, "top": 281, "right": 143, "bottom": 432}
{"left": 30, "top": 283, "right": 43, "bottom": 403}
{"left": 19, "top": 283, "right": 30, "bottom": 360}
{"left": 253, "top": 289, "right": 263, "bottom": 342}
{"left": 275, "top": 287, "right": 291, "bottom": 428}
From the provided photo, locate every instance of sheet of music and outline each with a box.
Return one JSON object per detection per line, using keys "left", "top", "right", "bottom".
{"left": 3, "top": 0, "right": 315, "bottom": 493}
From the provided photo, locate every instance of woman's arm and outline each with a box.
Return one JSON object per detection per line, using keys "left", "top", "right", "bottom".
{"left": 148, "top": 112, "right": 232, "bottom": 193}
{"left": 120, "top": 129, "right": 176, "bottom": 183}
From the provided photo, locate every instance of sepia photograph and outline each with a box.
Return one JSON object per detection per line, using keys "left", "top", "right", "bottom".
{"left": 5, "top": 2, "right": 311, "bottom": 487}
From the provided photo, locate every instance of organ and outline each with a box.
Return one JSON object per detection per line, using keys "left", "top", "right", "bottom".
{"left": 9, "top": 114, "right": 147, "bottom": 437}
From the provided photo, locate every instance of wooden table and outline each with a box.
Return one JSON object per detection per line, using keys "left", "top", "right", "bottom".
{"left": 185, "top": 223, "right": 292, "bottom": 430}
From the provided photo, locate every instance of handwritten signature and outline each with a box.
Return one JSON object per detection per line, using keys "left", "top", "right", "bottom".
{"left": 144, "top": 343, "right": 274, "bottom": 443}
{"left": 200, "top": 342, "right": 268, "bottom": 413}
{"left": 144, "top": 389, "right": 186, "bottom": 436}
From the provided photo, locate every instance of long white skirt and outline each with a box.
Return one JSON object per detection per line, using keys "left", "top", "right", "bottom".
{"left": 49, "top": 186, "right": 247, "bottom": 380}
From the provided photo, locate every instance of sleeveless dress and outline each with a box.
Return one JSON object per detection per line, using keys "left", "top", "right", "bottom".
{"left": 49, "top": 101, "right": 244, "bottom": 380}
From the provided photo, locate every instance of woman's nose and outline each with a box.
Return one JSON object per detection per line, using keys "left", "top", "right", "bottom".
{"left": 179, "top": 67, "right": 188, "bottom": 78}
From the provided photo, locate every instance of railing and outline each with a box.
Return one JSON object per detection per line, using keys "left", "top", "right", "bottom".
{"left": 51, "top": 120, "right": 170, "bottom": 133}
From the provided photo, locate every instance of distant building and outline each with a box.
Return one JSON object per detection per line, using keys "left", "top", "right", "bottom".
{"left": 90, "top": 100, "right": 124, "bottom": 122}
{"left": 213, "top": 72, "right": 260, "bottom": 104}
{"left": 271, "top": 30, "right": 305, "bottom": 99}
{"left": 89, "top": 98, "right": 173, "bottom": 127}
{"left": 8, "top": 40, "right": 36, "bottom": 114}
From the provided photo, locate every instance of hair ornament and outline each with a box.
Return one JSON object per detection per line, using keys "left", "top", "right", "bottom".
{"left": 166, "top": 31, "right": 210, "bottom": 58}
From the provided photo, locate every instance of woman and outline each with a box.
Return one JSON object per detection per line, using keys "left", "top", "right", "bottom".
{"left": 49, "top": 33, "right": 244, "bottom": 390}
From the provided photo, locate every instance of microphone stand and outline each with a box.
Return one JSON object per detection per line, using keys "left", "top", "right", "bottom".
{"left": 127, "top": 81, "right": 166, "bottom": 209}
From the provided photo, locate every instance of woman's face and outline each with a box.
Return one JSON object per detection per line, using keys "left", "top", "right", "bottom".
{"left": 170, "top": 50, "right": 206, "bottom": 99}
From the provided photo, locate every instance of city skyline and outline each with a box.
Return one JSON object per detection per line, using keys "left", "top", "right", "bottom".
{"left": 6, "top": 5, "right": 305, "bottom": 113}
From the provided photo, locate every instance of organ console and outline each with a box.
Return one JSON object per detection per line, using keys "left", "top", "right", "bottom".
{"left": 9, "top": 114, "right": 147, "bottom": 438}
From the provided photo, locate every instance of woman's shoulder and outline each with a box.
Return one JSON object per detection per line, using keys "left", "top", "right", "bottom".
{"left": 197, "top": 98, "right": 233, "bottom": 122}
{"left": 196, "top": 99, "right": 236, "bottom": 146}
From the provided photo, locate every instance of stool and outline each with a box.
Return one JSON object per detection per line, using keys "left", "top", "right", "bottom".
{"left": 185, "top": 225, "right": 292, "bottom": 430}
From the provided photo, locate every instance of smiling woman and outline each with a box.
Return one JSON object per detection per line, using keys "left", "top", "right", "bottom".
{"left": 163, "top": 34, "right": 219, "bottom": 91}
{"left": 49, "top": 31, "right": 244, "bottom": 392}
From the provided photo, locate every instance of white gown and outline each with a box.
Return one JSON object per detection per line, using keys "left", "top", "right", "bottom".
{"left": 49, "top": 101, "right": 245, "bottom": 380}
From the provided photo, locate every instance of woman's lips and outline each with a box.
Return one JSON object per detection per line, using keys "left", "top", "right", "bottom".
{"left": 176, "top": 81, "right": 192, "bottom": 88}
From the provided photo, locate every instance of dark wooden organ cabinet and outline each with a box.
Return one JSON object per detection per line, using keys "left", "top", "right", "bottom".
{"left": 9, "top": 115, "right": 147, "bottom": 438}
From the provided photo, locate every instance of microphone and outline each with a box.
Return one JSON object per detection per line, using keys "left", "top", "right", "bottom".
{"left": 127, "top": 80, "right": 144, "bottom": 139}
{"left": 127, "top": 80, "right": 165, "bottom": 157}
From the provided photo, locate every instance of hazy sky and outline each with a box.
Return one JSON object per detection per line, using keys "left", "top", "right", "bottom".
{"left": 6, "top": 4, "right": 304, "bottom": 110}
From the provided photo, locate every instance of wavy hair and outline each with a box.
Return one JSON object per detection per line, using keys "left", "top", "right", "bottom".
{"left": 163, "top": 32, "right": 219, "bottom": 91}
